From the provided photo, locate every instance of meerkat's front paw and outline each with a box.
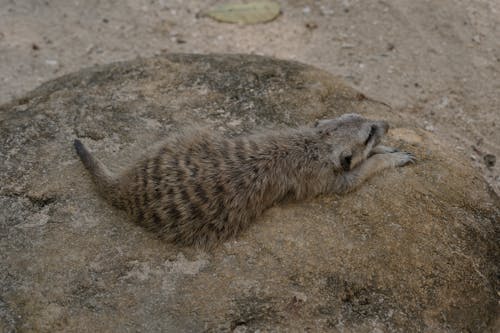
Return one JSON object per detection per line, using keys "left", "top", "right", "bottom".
{"left": 387, "top": 151, "right": 416, "bottom": 167}
{"left": 370, "top": 145, "right": 399, "bottom": 156}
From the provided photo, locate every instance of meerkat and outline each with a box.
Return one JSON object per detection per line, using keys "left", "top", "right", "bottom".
{"left": 74, "top": 113, "right": 415, "bottom": 247}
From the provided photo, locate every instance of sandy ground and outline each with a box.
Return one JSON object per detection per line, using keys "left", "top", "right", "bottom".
{"left": 0, "top": 0, "right": 499, "bottom": 195}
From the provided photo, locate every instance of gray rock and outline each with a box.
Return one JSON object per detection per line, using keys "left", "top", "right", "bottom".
{"left": 0, "top": 54, "right": 498, "bottom": 332}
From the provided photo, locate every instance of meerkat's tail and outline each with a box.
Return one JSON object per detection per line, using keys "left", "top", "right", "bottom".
{"left": 74, "top": 139, "right": 124, "bottom": 208}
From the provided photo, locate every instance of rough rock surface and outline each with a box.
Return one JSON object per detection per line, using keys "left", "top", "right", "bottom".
{"left": 0, "top": 54, "right": 498, "bottom": 332}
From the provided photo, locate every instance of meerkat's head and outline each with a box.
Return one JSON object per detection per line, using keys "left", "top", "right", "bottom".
{"left": 314, "top": 113, "right": 389, "bottom": 171}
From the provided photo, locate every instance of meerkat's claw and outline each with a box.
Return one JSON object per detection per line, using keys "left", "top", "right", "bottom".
{"left": 390, "top": 151, "right": 416, "bottom": 166}
{"left": 407, "top": 152, "right": 417, "bottom": 163}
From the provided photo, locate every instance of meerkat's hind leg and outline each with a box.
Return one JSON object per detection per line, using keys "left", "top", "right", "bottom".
{"left": 333, "top": 151, "right": 415, "bottom": 194}
{"left": 369, "top": 145, "right": 399, "bottom": 156}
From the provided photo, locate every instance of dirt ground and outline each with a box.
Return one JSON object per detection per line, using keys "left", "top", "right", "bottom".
{"left": 0, "top": 0, "right": 499, "bottom": 194}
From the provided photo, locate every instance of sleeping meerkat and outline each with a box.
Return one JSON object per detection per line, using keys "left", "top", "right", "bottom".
{"left": 74, "top": 113, "right": 415, "bottom": 247}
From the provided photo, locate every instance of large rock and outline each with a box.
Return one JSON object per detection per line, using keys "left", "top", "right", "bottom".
{"left": 0, "top": 54, "right": 498, "bottom": 332}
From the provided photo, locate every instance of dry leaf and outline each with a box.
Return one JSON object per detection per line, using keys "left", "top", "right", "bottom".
{"left": 203, "top": 1, "right": 281, "bottom": 25}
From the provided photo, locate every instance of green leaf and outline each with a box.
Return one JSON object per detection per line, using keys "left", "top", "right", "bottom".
{"left": 203, "top": 1, "right": 281, "bottom": 25}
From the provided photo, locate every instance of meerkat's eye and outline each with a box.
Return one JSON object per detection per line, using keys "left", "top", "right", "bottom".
{"left": 341, "top": 154, "right": 352, "bottom": 171}
{"left": 364, "top": 125, "right": 376, "bottom": 145}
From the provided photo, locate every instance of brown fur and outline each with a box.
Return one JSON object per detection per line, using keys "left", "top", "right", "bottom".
{"left": 74, "top": 113, "right": 415, "bottom": 248}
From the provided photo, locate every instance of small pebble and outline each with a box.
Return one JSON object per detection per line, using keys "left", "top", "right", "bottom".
{"left": 436, "top": 96, "right": 449, "bottom": 109}
{"left": 341, "top": 43, "right": 355, "bottom": 49}
{"left": 45, "top": 59, "right": 58, "bottom": 66}
{"left": 319, "top": 6, "right": 334, "bottom": 15}
{"left": 305, "top": 22, "right": 318, "bottom": 30}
